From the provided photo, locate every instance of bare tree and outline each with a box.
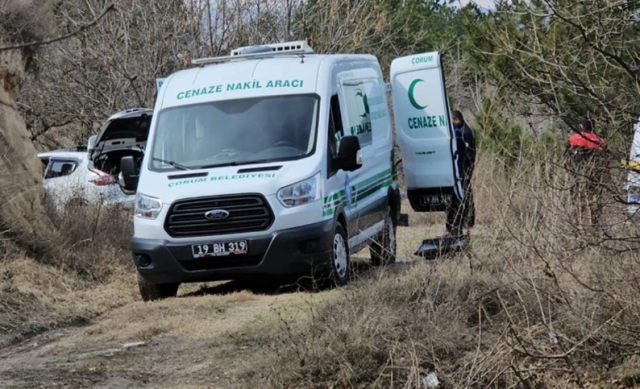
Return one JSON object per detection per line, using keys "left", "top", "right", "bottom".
{"left": 19, "top": 0, "right": 202, "bottom": 148}
{"left": 19, "top": 0, "right": 310, "bottom": 149}
{"left": 0, "top": 3, "right": 115, "bottom": 52}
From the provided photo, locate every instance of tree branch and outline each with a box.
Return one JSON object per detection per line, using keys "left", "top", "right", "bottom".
{"left": 0, "top": 4, "right": 116, "bottom": 52}
{"left": 542, "top": 0, "right": 638, "bottom": 81}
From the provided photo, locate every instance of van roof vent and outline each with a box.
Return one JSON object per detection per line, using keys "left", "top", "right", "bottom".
{"left": 231, "top": 45, "right": 275, "bottom": 56}
{"left": 192, "top": 40, "right": 314, "bottom": 66}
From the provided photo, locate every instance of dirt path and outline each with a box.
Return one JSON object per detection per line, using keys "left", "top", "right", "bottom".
{"left": 0, "top": 224, "right": 442, "bottom": 388}
{"left": 0, "top": 279, "right": 342, "bottom": 388}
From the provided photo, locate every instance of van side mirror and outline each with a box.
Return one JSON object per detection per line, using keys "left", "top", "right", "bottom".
{"left": 120, "top": 156, "right": 139, "bottom": 192}
{"left": 335, "top": 135, "right": 362, "bottom": 172}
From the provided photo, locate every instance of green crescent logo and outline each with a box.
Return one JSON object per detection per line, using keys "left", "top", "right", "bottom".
{"left": 408, "top": 79, "right": 428, "bottom": 110}
{"left": 355, "top": 90, "right": 370, "bottom": 118}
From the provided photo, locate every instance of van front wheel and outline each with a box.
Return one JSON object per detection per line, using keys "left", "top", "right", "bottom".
{"left": 137, "top": 273, "right": 179, "bottom": 301}
{"left": 329, "top": 223, "right": 351, "bottom": 287}
{"left": 370, "top": 207, "right": 397, "bottom": 266}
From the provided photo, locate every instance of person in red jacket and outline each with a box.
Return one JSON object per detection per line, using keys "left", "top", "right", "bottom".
{"left": 566, "top": 117, "right": 607, "bottom": 151}
{"left": 563, "top": 117, "right": 608, "bottom": 226}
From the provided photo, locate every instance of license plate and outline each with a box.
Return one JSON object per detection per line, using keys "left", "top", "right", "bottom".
{"left": 419, "top": 194, "right": 452, "bottom": 206}
{"left": 191, "top": 240, "right": 248, "bottom": 258}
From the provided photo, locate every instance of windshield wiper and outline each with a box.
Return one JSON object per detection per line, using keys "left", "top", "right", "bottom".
{"left": 199, "top": 159, "right": 272, "bottom": 169}
{"left": 152, "top": 157, "right": 191, "bottom": 170}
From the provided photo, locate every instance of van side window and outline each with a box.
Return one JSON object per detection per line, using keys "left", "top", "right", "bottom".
{"left": 340, "top": 80, "right": 373, "bottom": 148}
{"left": 327, "top": 94, "right": 344, "bottom": 177}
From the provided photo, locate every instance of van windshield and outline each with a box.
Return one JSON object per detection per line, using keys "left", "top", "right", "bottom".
{"left": 150, "top": 94, "right": 320, "bottom": 170}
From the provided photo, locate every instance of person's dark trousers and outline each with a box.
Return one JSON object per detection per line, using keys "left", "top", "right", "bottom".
{"left": 446, "top": 191, "right": 467, "bottom": 236}
{"left": 446, "top": 173, "right": 474, "bottom": 235}
{"left": 463, "top": 169, "right": 475, "bottom": 228}
{"left": 447, "top": 184, "right": 469, "bottom": 236}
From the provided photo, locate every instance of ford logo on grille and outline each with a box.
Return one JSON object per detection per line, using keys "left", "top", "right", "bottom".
{"left": 204, "top": 209, "right": 230, "bottom": 220}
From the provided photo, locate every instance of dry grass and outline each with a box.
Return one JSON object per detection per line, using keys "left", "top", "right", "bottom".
{"left": 42, "top": 195, "right": 134, "bottom": 281}
{"left": 238, "top": 149, "right": 640, "bottom": 388}
{"left": 1, "top": 147, "right": 639, "bottom": 388}
{"left": 0, "top": 197, "right": 137, "bottom": 347}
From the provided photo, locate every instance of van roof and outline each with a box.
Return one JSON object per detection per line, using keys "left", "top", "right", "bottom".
{"left": 158, "top": 52, "right": 379, "bottom": 107}
{"left": 180, "top": 52, "right": 376, "bottom": 78}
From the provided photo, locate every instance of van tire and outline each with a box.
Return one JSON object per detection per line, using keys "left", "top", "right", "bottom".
{"left": 137, "top": 273, "right": 179, "bottom": 301}
{"left": 370, "top": 206, "right": 397, "bottom": 266}
{"left": 328, "top": 223, "right": 351, "bottom": 287}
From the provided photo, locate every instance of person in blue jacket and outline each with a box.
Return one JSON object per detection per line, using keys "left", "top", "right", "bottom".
{"left": 444, "top": 110, "right": 476, "bottom": 237}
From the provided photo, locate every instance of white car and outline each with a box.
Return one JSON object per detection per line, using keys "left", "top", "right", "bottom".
{"left": 39, "top": 147, "right": 132, "bottom": 212}
{"left": 38, "top": 108, "right": 152, "bottom": 212}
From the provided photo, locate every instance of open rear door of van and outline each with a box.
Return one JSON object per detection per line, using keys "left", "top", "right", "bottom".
{"left": 390, "top": 52, "right": 463, "bottom": 212}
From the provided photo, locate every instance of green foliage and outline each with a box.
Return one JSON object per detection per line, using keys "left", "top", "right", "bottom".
{"left": 474, "top": 98, "right": 563, "bottom": 171}
{"left": 475, "top": 98, "right": 526, "bottom": 169}
{"left": 384, "top": 0, "right": 459, "bottom": 51}
{"left": 462, "top": 0, "right": 640, "bottom": 153}
{"left": 294, "top": 0, "right": 465, "bottom": 74}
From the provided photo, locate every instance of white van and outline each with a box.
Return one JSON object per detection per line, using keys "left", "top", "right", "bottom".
{"left": 119, "top": 41, "right": 463, "bottom": 301}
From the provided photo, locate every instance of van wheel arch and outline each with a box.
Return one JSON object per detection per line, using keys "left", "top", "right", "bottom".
{"left": 313, "top": 209, "right": 351, "bottom": 288}
{"left": 335, "top": 211, "right": 348, "bottom": 236}
{"left": 387, "top": 187, "right": 402, "bottom": 225}
{"left": 369, "top": 189, "right": 400, "bottom": 266}
{"left": 328, "top": 216, "right": 351, "bottom": 287}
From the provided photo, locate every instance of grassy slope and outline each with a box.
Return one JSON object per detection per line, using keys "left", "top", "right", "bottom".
{"left": 0, "top": 203, "right": 138, "bottom": 348}
{"left": 1, "top": 150, "right": 639, "bottom": 388}
{"left": 240, "top": 152, "right": 640, "bottom": 388}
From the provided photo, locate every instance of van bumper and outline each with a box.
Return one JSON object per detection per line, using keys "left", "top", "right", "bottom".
{"left": 131, "top": 219, "right": 334, "bottom": 285}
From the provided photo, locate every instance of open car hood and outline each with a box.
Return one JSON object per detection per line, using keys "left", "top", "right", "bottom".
{"left": 89, "top": 108, "right": 153, "bottom": 161}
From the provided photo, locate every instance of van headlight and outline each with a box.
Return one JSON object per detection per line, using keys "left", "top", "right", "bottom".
{"left": 277, "top": 173, "right": 322, "bottom": 208}
{"left": 135, "top": 193, "right": 163, "bottom": 219}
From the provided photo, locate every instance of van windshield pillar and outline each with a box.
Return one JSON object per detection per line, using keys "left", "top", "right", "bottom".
{"left": 327, "top": 94, "right": 344, "bottom": 177}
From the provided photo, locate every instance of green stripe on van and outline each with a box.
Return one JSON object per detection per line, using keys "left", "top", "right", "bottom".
{"left": 322, "top": 169, "right": 395, "bottom": 217}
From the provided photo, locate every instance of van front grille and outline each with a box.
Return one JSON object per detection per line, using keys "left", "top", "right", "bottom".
{"left": 164, "top": 194, "right": 274, "bottom": 238}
